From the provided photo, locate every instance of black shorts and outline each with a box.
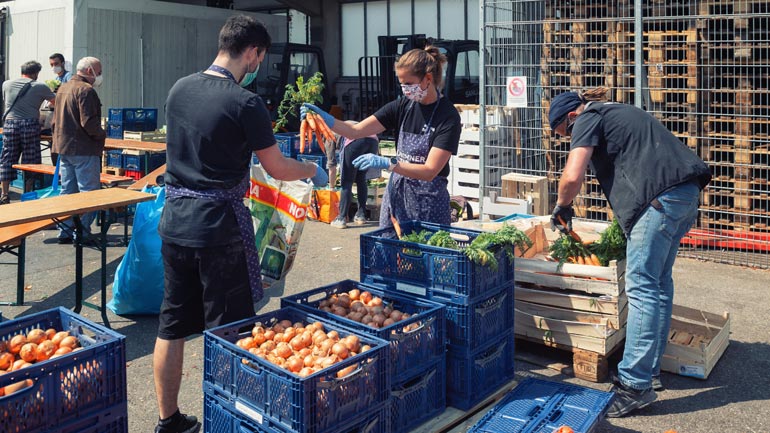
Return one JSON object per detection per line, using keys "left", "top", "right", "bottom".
{"left": 157, "top": 241, "right": 255, "bottom": 340}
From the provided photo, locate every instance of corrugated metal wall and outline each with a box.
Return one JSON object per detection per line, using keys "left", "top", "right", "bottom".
{"left": 87, "top": 8, "right": 223, "bottom": 124}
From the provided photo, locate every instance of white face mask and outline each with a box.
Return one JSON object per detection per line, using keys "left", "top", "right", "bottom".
{"left": 401, "top": 82, "right": 428, "bottom": 102}
{"left": 52, "top": 66, "right": 63, "bottom": 74}
{"left": 90, "top": 67, "right": 103, "bottom": 88}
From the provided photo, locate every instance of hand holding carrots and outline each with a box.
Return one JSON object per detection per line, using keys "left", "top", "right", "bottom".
{"left": 299, "top": 103, "right": 335, "bottom": 154}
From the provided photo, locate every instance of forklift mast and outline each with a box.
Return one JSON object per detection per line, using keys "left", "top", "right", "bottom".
{"left": 358, "top": 35, "right": 480, "bottom": 121}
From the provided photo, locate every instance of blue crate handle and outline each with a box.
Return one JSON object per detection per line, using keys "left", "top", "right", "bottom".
{"left": 475, "top": 339, "right": 507, "bottom": 368}
{"left": 475, "top": 292, "right": 507, "bottom": 317}
{"left": 389, "top": 315, "right": 434, "bottom": 342}
{"left": 548, "top": 408, "right": 565, "bottom": 423}
{"left": 391, "top": 368, "right": 436, "bottom": 399}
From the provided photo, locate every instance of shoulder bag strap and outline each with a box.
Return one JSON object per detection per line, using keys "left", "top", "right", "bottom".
{"left": 2, "top": 81, "right": 34, "bottom": 124}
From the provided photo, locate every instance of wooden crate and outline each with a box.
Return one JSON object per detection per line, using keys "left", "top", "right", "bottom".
{"left": 661, "top": 304, "right": 730, "bottom": 379}
{"left": 513, "top": 222, "right": 626, "bottom": 297}
{"left": 501, "top": 172, "right": 549, "bottom": 216}
{"left": 123, "top": 130, "right": 166, "bottom": 142}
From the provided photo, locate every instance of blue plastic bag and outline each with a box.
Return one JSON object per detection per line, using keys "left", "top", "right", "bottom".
{"left": 108, "top": 186, "right": 165, "bottom": 315}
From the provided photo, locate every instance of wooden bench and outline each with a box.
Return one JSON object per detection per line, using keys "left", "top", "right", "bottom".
{"left": 0, "top": 218, "right": 68, "bottom": 306}
{"left": 13, "top": 163, "right": 134, "bottom": 189}
{"left": 128, "top": 163, "right": 166, "bottom": 191}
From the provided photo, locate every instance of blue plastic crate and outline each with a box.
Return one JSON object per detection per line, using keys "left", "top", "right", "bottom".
{"left": 59, "top": 403, "right": 128, "bottom": 433}
{"left": 204, "top": 390, "right": 391, "bottom": 433}
{"left": 296, "top": 153, "right": 327, "bottom": 170}
{"left": 468, "top": 378, "right": 615, "bottom": 433}
{"left": 105, "top": 149, "right": 123, "bottom": 167}
{"left": 360, "top": 221, "right": 513, "bottom": 301}
{"left": 280, "top": 280, "right": 446, "bottom": 383}
{"left": 0, "top": 307, "right": 127, "bottom": 433}
{"left": 203, "top": 307, "right": 390, "bottom": 433}
{"left": 107, "top": 120, "right": 157, "bottom": 138}
{"left": 446, "top": 330, "right": 516, "bottom": 411}
{"left": 108, "top": 107, "right": 158, "bottom": 124}
{"left": 274, "top": 132, "right": 299, "bottom": 157}
{"left": 123, "top": 151, "right": 166, "bottom": 171}
{"left": 438, "top": 283, "right": 513, "bottom": 351}
{"left": 390, "top": 357, "right": 446, "bottom": 432}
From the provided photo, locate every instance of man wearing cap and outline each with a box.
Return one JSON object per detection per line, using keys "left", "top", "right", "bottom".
{"left": 547, "top": 87, "right": 711, "bottom": 417}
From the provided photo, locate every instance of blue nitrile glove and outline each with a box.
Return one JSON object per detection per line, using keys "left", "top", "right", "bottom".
{"left": 550, "top": 203, "right": 574, "bottom": 235}
{"left": 353, "top": 154, "right": 390, "bottom": 171}
{"left": 301, "top": 103, "right": 335, "bottom": 128}
{"left": 309, "top": 163, "right": 329, "bottom": 187}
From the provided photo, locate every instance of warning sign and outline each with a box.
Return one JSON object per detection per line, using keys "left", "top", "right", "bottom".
{"left": 506, "top": 76, "right": 527, "bottom": 107}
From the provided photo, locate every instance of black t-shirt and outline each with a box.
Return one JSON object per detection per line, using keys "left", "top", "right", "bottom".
{"left": 158, "top": 72, "right": 275, "bottom": 247}
{"left": 374, "top": 96, "right": 461, "bottom": 177}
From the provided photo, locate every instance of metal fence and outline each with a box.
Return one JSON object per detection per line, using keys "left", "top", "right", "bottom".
{"left": 480, "top": 0, "right": 770, "bottom": 269}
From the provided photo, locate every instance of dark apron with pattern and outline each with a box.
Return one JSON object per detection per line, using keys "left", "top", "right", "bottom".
{"left": 166, "top": 175, "right": 263, "bottom": 303}
{"left": 380, "top": 99, "right": 450, "bottom": 228}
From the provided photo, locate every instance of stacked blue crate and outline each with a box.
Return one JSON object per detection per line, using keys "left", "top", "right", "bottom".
{"left": 360, "top": 220, "right": 517, "bottom": 411}
{"left": 106, "top": 108, "right": 158, "bottom": 139}
{"left": 281, "top": 280, "right": 447, "bottom": 432}
{"left": 203, "top": 307, "right": 390, "bottom": 433}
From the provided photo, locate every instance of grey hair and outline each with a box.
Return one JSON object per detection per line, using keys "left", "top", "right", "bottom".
{"left": 76, "top": 56, "right": 101, "bottom": 73}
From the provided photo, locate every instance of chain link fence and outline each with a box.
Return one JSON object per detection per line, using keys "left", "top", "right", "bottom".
{"left": 480, "top": 0, "right": 770, "bottom": 268}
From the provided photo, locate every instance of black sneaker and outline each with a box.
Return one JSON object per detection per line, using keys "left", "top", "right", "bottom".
{"left": 57, "top": 237, "right": 74, "bottom": 245}
{"left": 607, "top": 382, "right": 657, "bottom": 418}
{"left": 652, "top": 375, "right": 665, "bottom": 391}
{"left": 155, "top": 411, "right": 200, "bottom": 433}
{"left": 0, "top": 195, "right": 9, "bottom": 205}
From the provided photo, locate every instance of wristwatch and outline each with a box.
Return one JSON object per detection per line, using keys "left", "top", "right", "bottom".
{"left": 388, "top": 157, "right": 398, "bottom": 171}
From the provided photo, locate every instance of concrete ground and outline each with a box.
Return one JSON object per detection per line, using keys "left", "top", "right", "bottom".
{"left": 1, "top": 206, "right": 769, "bottom": 433}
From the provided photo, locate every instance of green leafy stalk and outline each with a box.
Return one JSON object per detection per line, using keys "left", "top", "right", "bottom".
{"left": 273, "top": 72, "right": 325, "bottom": 133}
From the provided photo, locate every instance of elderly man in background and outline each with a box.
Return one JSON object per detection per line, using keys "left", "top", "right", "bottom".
{"left": 1, "top": 60, "right": 56, "bottom": 204}
{"left": 51, "top": 56, "right": 106, "bottom": 245}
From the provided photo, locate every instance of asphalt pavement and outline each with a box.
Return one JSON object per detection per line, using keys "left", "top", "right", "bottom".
{"left": 1, "top": 209, "right": 769, "bottom": 433}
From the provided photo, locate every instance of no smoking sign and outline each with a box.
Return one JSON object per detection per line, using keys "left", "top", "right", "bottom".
{"left": 506, "top": 76, "right": 527, "bottom": 107}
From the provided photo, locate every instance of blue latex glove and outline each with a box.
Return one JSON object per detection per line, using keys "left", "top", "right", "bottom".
{"left": 301, "top": 103, "right": 335, "bottom": 128}
{"left": 352, "top": 154, "right": 390, "bottom": 171}
{"left": 309, "top": 163, "right": 329, "bottom": 187}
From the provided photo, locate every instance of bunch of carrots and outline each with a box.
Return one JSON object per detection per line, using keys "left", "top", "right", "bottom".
{"left": 300, "top": 111, "right": 334, "bottom": 154}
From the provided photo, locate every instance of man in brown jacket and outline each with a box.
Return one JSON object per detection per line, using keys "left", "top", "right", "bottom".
{"left": 52, "top": 56, "right": 106, "bottom": 244}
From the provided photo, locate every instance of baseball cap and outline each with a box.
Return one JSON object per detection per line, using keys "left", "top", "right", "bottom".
{"left": 548, "top": 92, "right": 583, "bottom": 131}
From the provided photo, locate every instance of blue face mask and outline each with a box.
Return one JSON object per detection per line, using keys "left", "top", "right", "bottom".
{"left": 240, "top": 62, "right": 259, "bottom": 88}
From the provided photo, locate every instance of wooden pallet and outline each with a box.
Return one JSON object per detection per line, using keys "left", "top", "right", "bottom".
{"left": 102, "top": 166, "right": 124, "bottom": 176}
{"left": 514, "top": 335, "right": 623, "bottom": 383}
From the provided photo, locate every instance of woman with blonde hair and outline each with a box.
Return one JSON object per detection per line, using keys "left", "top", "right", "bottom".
{"left": 302, "top": 45, "right": 462, "bottom": 228}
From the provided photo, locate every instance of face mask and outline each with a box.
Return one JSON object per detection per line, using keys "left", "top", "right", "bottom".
{"left": 93, "top": 74, "right": 104, "bottom": 88}
{"left": 53, "top": 66, "right": 63, "bottom": 74}
{"left": 401, "top": 82, "right": 428, "bottom": 102}
{"left": 240, "top": 61, "right": 259, "bottom": 88}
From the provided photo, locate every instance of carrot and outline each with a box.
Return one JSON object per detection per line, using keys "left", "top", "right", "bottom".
{"left": 590, "top": 254, "right": 602, "bottom": 266}
{"left": 315, "top": 129, "right": 326, "bottom": 153}
{"left": 576, "top": 256, "right": 586, "bottom": 265}
{"left": 305, "top": 111, "right": 318, "bottom": 131}
{"left": 299, "top": 119, "right": 308, "bottom": 154}
{"left": 316, "top": 116, "right": 336, "bottom": 142}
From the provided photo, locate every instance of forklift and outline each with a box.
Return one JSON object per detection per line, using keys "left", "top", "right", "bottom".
{"left": 358, "top": 34, "right": 480, "bottom": 121}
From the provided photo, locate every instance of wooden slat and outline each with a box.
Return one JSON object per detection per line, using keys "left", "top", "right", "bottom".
{"left": 0, "top": 219, "right": 63, "bottom": 245}
{"left": 0, "top": 189, "right": 155, "bottom": 228}
{"left": 105, "top": 138, "right": 166, "bottom": 152}
{"left": 13, "top": 164, "right": 134, "bottom": 185}
{"left": 128, "top": 163, "right": 166, "bottom": 191}
{"left": 516, "top": 300, "right": 627, "bottom": 330}
{"left": 514, "top": 286, "right": 626, "bottom": 315}
{"left": 514, "top": 314, "right": 626, "bottom": 355}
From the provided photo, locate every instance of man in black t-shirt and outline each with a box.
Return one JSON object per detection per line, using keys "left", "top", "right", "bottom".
{"left": 152, "top": 15, "right": 327, "bottom": 433}
{"left": 548, "top": 88, "right": 710, "bottom": 419}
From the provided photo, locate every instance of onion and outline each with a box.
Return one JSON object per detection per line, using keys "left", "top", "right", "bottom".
{"left": 342, "top": 335, "right": 360, "bottom": 353}
{"left": 327, "top": 330, "right": 340, "bottom": 340}
{"left": 390, "top": 310, "right": 403, "bottom": 321}
{"left": 26, "top": 329, "right": 46, "bottom": 345}
{"left": 283, "top": 327, "right": 297, "bottom": 343}
{"left": 54, "top": 346, "right": 72, "bottom": 356}
{"left": 279, "top": 319, "right": 293, "bottom": 329}
{"left": 304, "top": 354, "right": 316, "bottom": 367}
{"left": 237, "top": 337, "right": 255, "bottom": 350}
{"left": 348, "top": 289, "right": 361, "bottom": 301}
{"left": 371, "top": 305, "right": 385, "bottom": 316}
{"left": 382, "top": 318, "right": 395, "bottom": 327}
{"left": 263, "top": 330, "right": 276, "bottom": 341}
{"left": 331, "top": 343, "right": 349, "bottom": 359}
{"left": 9, "top": 335, "right": 27, "bottom": 354}
{"left": 298, "top": 367, "right": 315, "bottom": 377}
{"left": 319, "top": 300, "right": 330, "bottom": 308}
{"left": 372, "top": 314, "right": 386, "bottom": 326}
{"left": 290, "top": 336, "right": 305, "bottom": 351}
{"left": 45, "top": 328, "right": 57, "bottom": 340}
{"left": 360, "top": 345, "right": 372, "bottom": 352}
{"left": 287, "top": 356, "right": 304, "bottom": 373}
{"left": 0, "top": 352, "right": 14, "bottom": 370}
{"left": 260, "top": 340, "right": 277, "bottom": 352}
{"left": 293, "top": 322, "right": 304, "bottom": 329}
{"left": 370, "top": 297, "right": 383, "bottom": 307}
{"left": 272, "top": 324, "right": 285, "bottom": 334}
{"left": 19, "top": 343, "right": 38, "bottom": 363}
{"left": 275, "top": 343, "right": 292, "bottom": 359}
{"left": 51, "top": 331, "right": 69, "bottom": 347}
{"left": 319, "top": 339, "right": 335, "bottom": 354}
{"left": 359, "top": 291, "right": 373, "bottom": 305}
{"left": 252, "top": 333, "right": 266, "bottom": 346}
{"left": 251, "top": 326, "right": 265, "bottom": 337}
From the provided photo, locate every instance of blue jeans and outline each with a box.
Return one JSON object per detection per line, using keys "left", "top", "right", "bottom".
{"left": 58, "top": 154, "right": 102, "bottom": 239}
{"left": 618, "top": 181, "right": 700, "bottom": 390}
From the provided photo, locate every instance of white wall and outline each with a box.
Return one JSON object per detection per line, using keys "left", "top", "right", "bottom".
{"left": 2, "top": 0, "right": 285, "bottom": 122}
